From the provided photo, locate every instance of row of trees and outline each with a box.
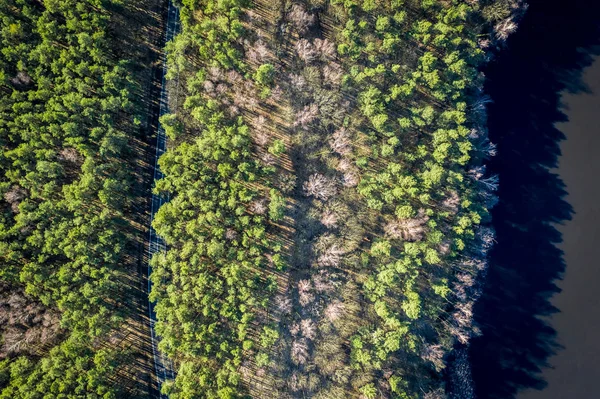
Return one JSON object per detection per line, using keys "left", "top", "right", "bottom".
{"left": 0, "top": 0, "right": 149, "bottom": 396}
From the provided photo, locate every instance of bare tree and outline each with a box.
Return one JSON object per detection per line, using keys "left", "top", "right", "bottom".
{"left": 249, "top": 198, "right": 267, "bottom": 215}
{"left": 274, "top": 294, "right": 292, "bottom": 315}
{"left": 317, "top": 242, "right": 345, "bottom": 267}
{"left": 247, "top": 40, "right": 271, "bottom": 64}
{"left": 323, "top": 64, "right": 343, "bottom": 86}
{"left": 289, "top": 73, "right": 307, "bottom": 93}
{"left": 422, "top": 344, "right": 446, "bottom": 372}
{"left": 329, "top": 128, "right": 351, "bottom": 155}
{"left": 302, "top": 173, "right": 337, "bottom": 200}
{"left": 300, "top": 319, "right": 316, "bottom": 340}
{"left": 476, "top": 226, "right": 495, "bottom": 253}
{"left": 291, "top": 338, "right": 310, "bottom": 365}
{"left": 298, "top": 279, "right": 315, "bottom": 306}
{"left": 226, "top": 70, "right": 243, "bottom": 85}
{"left": 296, "top": 39, "right": 317, "bottom": 63}
{"left": 312, "top": 271, "right": 335, "bottom": 293}
{"left": 313, "top": 38, "right": 336, "bottom": 60}
{"left": 4, "top": 186, "right": 26, "bottom": 213}
{"left": 495, "top": 18, "right": 518, "bottom": 40}
{"left": 58, "top": 148, "right": 81, "bottom": 164}
{"left": 0, "top": 285, "right": 60, "bottom": 358}
{"left": 324, "top": 300, "right": 344, "bottom": 322}
{"left": 207, "top": 66, "right": 224, "bottom": 82}
{"left": 424, "top": 388, "right": 447, "bottom": 399}
{"left": 342, "top": 171, "right": 359, "bottom": 188}
{"left": 442, "top": 191, "right": 460, "bottom": 213}
{"left": 288, "top": 4, "right": 315, "bottom": 34}
{"left": 469, "top": 166, "right": 499, "bottom": 191}
{"left": 225, "top": 229, "right": 238, "bottom": 241}
{"left": 294, "top": 103, "right": 319, "bottom": 128}
{"left": 320, "top": 209, "right": 338, "bottom": 228}
{"left": 11, "top": 71, "right": 33, "bottom": 88}
{"left": 384, "top": 211, "right": 429, "bottom": 242}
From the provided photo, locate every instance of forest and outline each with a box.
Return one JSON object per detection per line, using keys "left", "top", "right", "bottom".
{"left": 0, "top": 0, "right": 521, "bottom": 398}
{"left": 0, "top": 0, "right": 163, "bottom": 397}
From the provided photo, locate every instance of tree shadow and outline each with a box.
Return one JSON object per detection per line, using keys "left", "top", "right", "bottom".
{"left": 469, "top": 1, "right": 600, "bottom": 398}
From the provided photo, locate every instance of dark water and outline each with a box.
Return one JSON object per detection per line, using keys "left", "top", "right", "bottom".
{"left": 518, "top": 57, "right": 600, "bottom": 399}
{"left": 469, "top": 0, "right": 600, "bottom": 398}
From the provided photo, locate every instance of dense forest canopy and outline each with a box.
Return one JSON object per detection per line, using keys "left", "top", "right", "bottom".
{"left": 0, "top": 0, "right": 522, "bottom": 397}
{"left": 151, "top": 0, "right": 520, "bottom": 398}
{"left": 0, "top": 0, "right": 158, "bottom": 397}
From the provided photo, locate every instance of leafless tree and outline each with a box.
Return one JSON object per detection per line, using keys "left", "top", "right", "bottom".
{"left": 323, "top": 64, "right": 343, "bottom": 86}
{"left": 324, "top": 300, "right": 344, "bottom": 322}
{"left": 294, "top": 103, "right": 319, "bottom": 128}
{"left": 495, "top": 18, "right": 518, "bottom": 40}
{"left": 291, "top": 338, "right": 310, "bottom": 365}
{"left": 452, "top": 301, "right": 474, "bottom": 333}
{"left": 4, "top": 186, "right": 26, "bottom": 213}
{"left": 271, "top": 85, "right": 284, "bottom": 102}
{"left": 249, "top": 198, "right": 267, "bottom": 215}
{"left": 225, "top": 229, "right": 238, "bottom": 241}
{"left": 329, "top": 128, "right": 351, "bottom": 155}
{"left": 298, "top": 279, "right": 315, "bottom": 306}
{"left": 320, "top": 209, "right": 338, "bottom": 228}
{"left": 302, "top": 173, "right": 337, "bottom": 200}
{"left": 476, "top": 226, "right": 495, "bottom": 253}
{"left": 313, "top": 38, "right": 336, "bottom": 60}
{"left": 289, "top": 73, "right": 307, "bottom": 93}
{"left": 0, "top": 285, "right": 60, "bottom": 358}
{"left": 442, "top": 191, "right": 460, "bottom": 213}
{"left": 58, "top": 147, "right": 81, "bottom": 164}
{"left": 207, "top": 66, "right": 224, "bottom": 82}
{"left": 301, "top": 319, "right": 316, "bottom": 340}
{"left": 384, "top": 211, "right": 429, "bottom": 242}
{"left": 312, "top": 270, "right": 335, "bottom": 293}
{"left": 11, "top": 71, "right": 33, "bottom": 88}
{"left": 228, "top": 105, "right": 240, "bottom": 116}
{"left": 275, "top": 294, "right": 292, "bottom": 315}
{"left": 448, "top": 323, "right": 471, "bottom": 345}
{"left": 422, "top": 344, "right": 446, "bottom": 372}
{"left": 288, "top": 4, "right": 315, "bottom": 34}
{"left": 469, "top": 166, "right": 499, "bottom": 191}
{"left": 296, "top": 39, "right": 317, "bottom": 63}
{"left": 298, "top": 279, "right": 312, "bottom": 293}
{"left": 216, "top": 83, "right": 228, "bottom": 95}
{"left": 290, "top": 322, "right": 301, "bottom": 336}
{"left": 478, "top": 38, "right": 492, "bottom": 49}
{"left": 247, "top": 40, "right": 271, "bottom": 64}
{"left": 226, "top": 70, "right": 243, "bottom": 85}
{"left": 342, "top": 171, "right": 359, "bottom": 188}
{"left": 424, "top": 388, "right": 447, "bottom": 399}
{"left": 260, "top": 152, "right": 276, "bottom": 166}
{"left": 317, "top": 243, "right": 345, "bottom": 267}
{"left": 457, "top": 273, "right": 476, "bottom": 288}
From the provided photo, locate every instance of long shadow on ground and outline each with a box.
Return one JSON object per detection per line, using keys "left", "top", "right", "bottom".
{"left": 469, "top": 1, "right": 600, "bottom": 398}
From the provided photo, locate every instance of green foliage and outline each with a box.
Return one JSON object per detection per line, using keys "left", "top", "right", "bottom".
{"left": 268, "top": 139, "right": 286, "bottom": 156}
{"left": 149, "top": 1, "right": 285, "bottom": 397}
{"left": 0, "top": 0, "right": 143, "bottom": 395}
{"left": 268, "top": 189, "right": 286, "bottom": 221}
{"left": 255, "top": 63, "right": 275, "bottom": 86}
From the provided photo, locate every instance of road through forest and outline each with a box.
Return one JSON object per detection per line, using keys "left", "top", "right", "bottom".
{"left": 147, "top": 1, "right": 179, "bottom": 397}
